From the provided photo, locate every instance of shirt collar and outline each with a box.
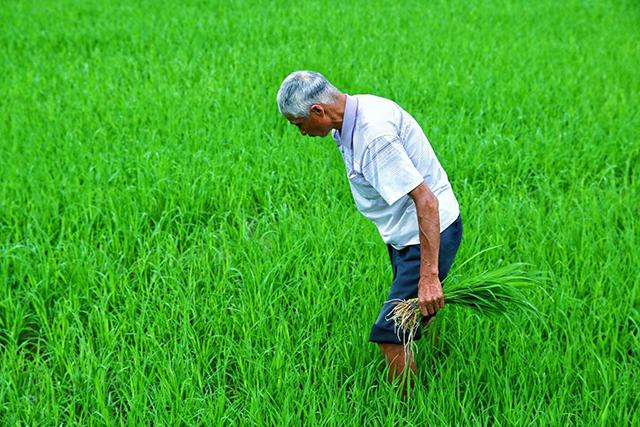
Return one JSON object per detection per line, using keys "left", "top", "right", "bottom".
{"left": 333, "top": 94, "right": 358, "bottom": 148}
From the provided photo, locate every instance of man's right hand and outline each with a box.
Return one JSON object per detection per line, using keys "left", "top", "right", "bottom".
{"left": 418, "top": 276, "right": 445, "bottom": 316}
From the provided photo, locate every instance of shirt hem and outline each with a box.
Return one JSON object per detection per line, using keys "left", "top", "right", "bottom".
{"left": 387, "top": 206, "right": 461, "bottom": 250}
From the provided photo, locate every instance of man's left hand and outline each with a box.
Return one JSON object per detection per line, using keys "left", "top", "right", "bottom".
{"left": 418, "top": 277, "right": 445, "bottom": 316}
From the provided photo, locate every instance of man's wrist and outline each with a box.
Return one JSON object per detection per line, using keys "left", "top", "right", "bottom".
{"left": 419, "top": 271, "right": 440, "bottom": 282}
{"left": 420, "top": 268, "right": 439, "bottom": 279}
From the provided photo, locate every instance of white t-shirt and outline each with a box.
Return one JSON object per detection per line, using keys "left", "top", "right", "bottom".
{"left": 332, "top": 94, "right": 460, "bottom": 250}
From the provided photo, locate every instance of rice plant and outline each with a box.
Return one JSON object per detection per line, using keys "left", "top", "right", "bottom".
{"left": 1, "top": 0, "right": 638, "bottom": 424}
{"left": 386, "top": 256, "right": 543, "bottom": 355}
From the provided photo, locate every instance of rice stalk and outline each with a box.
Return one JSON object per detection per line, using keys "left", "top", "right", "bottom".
{"left": 384, "top": 260, "right": 543, "bottom": 358}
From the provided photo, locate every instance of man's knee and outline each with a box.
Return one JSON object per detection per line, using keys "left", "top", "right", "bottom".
{"left": 377, "top": 342, "right": 417, "bottom": 390}
{"left": 378, "top": 342, "right": 401, "bottom": 355}
{"left": 377, "top": 343, "right": 410, "bottom": 365}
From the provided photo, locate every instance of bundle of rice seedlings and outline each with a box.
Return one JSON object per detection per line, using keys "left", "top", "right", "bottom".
{"left": 385, "top": 250, "right": 543, "bottom": 355}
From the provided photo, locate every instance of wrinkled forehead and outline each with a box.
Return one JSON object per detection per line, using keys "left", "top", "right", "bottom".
{"left": 285, "top": 114, "right": 305, "bottom": 125}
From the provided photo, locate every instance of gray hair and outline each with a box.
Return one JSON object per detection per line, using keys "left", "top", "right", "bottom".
{"left": 276, "top": 70, "right": 342, "bottom": 118}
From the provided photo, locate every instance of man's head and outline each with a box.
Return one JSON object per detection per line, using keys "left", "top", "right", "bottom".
{"left": 276, "top": 70, "right": 343, "bottom": 137}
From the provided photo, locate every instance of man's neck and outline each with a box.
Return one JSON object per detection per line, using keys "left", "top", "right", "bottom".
{"left": 331, "top": 93, "right": 347, "bottom": 133}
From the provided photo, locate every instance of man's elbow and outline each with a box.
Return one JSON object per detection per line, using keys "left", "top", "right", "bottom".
{"left": 410, "top": 183, "right": 439, "bottom": 212}
{"left": 423, "top": 192, "right": 439, "bottom": 212}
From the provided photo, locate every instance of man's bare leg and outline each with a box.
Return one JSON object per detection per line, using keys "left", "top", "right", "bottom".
{"left": 378, "top": 343, "right": 417, "bottom": 397}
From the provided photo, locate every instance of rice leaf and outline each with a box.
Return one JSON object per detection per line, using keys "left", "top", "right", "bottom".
{"left": 384, "top": 253, "right": 543, "bottom": 354}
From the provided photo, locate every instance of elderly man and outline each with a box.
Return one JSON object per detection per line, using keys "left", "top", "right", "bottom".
{"left": 276, "top": 70, "right": 463, "bottom": 395}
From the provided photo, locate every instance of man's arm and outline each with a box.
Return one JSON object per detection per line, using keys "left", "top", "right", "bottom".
{"left": 409, "top": 182, "right": 444, "bottom": 317}
{"left": 357, "top": 135, "right": 444, "bottom": 315}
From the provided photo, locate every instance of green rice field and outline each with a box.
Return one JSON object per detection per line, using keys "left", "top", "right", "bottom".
{"left": 1, "top": 0, "right": 639, "bottom": 424}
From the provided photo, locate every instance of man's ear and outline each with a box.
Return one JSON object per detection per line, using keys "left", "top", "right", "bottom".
{"left": 309, "top": 104, "right": 324, "bottom": 117}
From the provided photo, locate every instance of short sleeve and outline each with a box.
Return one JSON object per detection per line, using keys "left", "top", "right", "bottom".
{"left": 361, "top": 135, "right": 424, "bottom": 205}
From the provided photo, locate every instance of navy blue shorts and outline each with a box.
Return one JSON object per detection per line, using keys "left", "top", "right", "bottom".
{"left": 369, "top": 215, "right": 463, "bottom": 344}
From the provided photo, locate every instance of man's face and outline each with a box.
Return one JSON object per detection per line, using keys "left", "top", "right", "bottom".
{"left": 285, "top": 105, "right": 332, "bottom": 138}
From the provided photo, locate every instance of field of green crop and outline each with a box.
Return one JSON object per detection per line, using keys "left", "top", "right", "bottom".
{"left": 1, "top": 0, "right": 639, "bottom": 424}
